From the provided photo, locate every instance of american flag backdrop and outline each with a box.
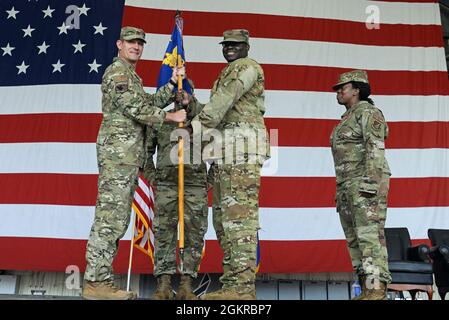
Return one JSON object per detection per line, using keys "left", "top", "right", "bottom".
{"left": 0, "top": 0, "right": 448, "bottom": 274}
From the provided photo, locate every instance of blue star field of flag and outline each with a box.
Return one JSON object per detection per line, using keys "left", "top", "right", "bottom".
{"left": 0, "top": 0, "right": 125, "bottom": 86}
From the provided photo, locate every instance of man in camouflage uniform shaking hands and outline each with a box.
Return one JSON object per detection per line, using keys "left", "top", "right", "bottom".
{"left": 330, "top": 70, "right": 392, "bottom": 300}
{"left": 82, "top": 26, "right": 186, "bottom": 300}
{"left": 188, "top": 29, "right": 270, "bottom": 300}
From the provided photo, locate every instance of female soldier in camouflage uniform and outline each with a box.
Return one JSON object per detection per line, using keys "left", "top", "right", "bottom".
{"left": 330, "top": 70, "right": 392, "bottom": 300}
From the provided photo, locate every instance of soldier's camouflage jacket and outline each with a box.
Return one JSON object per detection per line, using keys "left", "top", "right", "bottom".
{"left": 97, "top": 57, "right": 174, "bottom": 167}
{"left": 330, "top": 101, "right": 391, "bottom": 194}
{"left": 190, "top": 57, "right": 270, "bottom": 161}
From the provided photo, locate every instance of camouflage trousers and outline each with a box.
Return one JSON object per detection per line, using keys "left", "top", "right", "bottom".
{"left": 84, "top": 163, "right": 139, "bottom": 282}
{"left": 153, "top": 184, "right": 208, "bottom": 278}
{"left": 211, "top": 162, "right": 262, "bottom": 295}
{"left": 336, "top": 175, "right": 392, "bottom": 284}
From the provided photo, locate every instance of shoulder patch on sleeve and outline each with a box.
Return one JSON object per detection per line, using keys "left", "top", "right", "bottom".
{"left": 113, "top": 75, "right": 128, "bottom": 82}
{"left": 113, "top": 75, "right": 129, "bottom": 93}
{"left": 371, "top": 111, "right": 385, "bottom": 132}
{"left": 371, "top": 119, "right": 382, "bottom": 131}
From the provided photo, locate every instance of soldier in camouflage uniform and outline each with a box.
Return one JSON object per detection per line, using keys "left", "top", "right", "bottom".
{"left": 330, "top": 70, "right": 392, "bottom": 300}
{"left": 144, "top": 81, "right": 208, "bottom": 300}
{"left": 188, "top": 29, "right": 270, "bottom": 300}
{"left": 82, "top": 26, "right": 187, "bottom": 300}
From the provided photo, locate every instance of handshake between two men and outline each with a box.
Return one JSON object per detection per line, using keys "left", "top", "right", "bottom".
{"left": 163, "top": 66, "right": 193, "bottom": 124}
{"left": 164, "top": 65, "right": 194, "bottom": 138}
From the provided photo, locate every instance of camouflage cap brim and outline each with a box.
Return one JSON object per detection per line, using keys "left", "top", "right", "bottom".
{"left": 120, "top": 26, "right": 147, "bottom": 43}
{"left": 332, "top": 70, "right": 369, "bottom": 91}
{"left": 332, "top": 81, "right": 350, "bottom": 91}
{"left": 122, "top": 35, "right": 146, "bottom": 43}
{"left": 220, "top": 29, "right": 250, "bottom": 45}
{"left": 219, "top": 39, "right": 248, "bottom": 44}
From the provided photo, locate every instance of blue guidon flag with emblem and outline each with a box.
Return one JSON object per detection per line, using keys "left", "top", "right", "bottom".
{"left": 156, "top": 13, "right": 192, "bottom": 95}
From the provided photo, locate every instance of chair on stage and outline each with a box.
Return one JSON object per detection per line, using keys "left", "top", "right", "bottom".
{"left": 428, "top": 229, "right": 449, "bottom": 300}
{"left": 385, "top": 227, "right": 433, "bottom": 300}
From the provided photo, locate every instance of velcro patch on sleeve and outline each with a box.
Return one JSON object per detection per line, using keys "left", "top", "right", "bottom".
{"left": 113, "top": 75, "right": 129, "bottom": 93}
{"left": 371, "top": 112, "right": 385, "bottom": 132}
{"left": 371, "top": 119, "right": 383, "bottom": 131}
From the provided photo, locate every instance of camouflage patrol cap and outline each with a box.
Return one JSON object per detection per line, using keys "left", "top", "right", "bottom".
{"left": 120, "top": 26, "right": 146, "bottom": 43}
{"left": 219, "top": 29, "right": 250, "bottom": 45}
{"left": 332, "top": 70, "right": 369, "bottom": 90}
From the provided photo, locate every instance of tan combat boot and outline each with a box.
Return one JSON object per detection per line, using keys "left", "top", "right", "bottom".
{"left": 352, "top": 276, "right": 367, "bottom": 301}
{"left": 175, "top": 275, "right": 198, "bottom": 300}
{"left": 361, "top": 281, "right": 387, "bottom": 300}
{"left": 82, "top": 280, "right": 137, "bottom": 300}
{"left": 152, "top": 274, "right": 174, "bottom": 300}
{"left": 201, "top": 288, "right": 256, "bottom": 300}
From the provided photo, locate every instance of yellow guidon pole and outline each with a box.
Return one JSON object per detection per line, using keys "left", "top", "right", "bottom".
{"left": 177, "top": 48, "right": 185, "bottom": 274}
